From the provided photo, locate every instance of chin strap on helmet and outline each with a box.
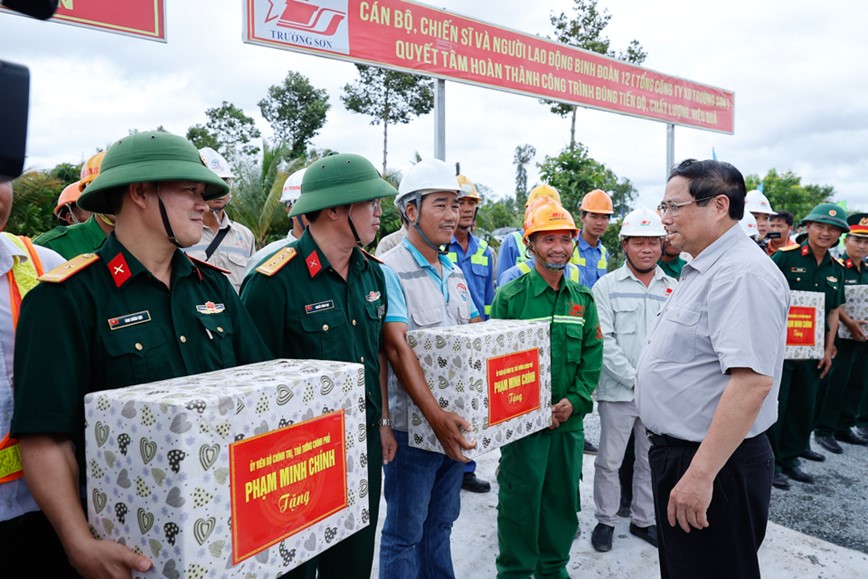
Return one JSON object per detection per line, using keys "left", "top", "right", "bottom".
{"left": 405, "top": 192, "right": 448, "bottom": 255}
{"left": 154, "top": 183, "right": 182, "bottom": 248}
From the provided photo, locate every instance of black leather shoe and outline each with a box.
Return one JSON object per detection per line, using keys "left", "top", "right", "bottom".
{"left": 783, "top": 466, "right": 815, "bottom": 484}
{"left": 814, "top": 435, "right": 843, "bottom": 454}
{"left": 583, "top": 440, "right": 599, "bottom": 455}
{"left": 835, "top": 430, "right": 868, "bottom": 446}
{"left": 461, "top": 473, "right": 491, "bottom": 493}
{"left": 772, "top": 473, "right": 791, "bottom": 490}
{"left": 591, "top": 523, "right": 614, "bottom": 552}
{"left": 629, "top": 523, "right": 658, "bottom": 548}
{"left": 856, "top": 426, "right": 868, "bottom": 440}
{"left": 799, "top": 448, "right": 826, "bottom": 462}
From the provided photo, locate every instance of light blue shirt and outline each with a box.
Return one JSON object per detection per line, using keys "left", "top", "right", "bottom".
{"left": 576, "top": 231, "right": 608, "bottom": 288}
{"left": 383, "top": 238, "right": 479, "bottom": 324}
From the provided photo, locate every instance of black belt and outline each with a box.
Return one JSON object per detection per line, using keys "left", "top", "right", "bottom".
{"left": 646, "top": 431, "right": 700, "bottom": 448}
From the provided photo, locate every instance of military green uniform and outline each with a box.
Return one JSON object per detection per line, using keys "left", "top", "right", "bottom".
{"left": 816, "top": 253, "right": 868, "bottom": 437}
{"left": 491, "top": 269, "right": 602, "bottom": 579}
{"left": 241, "top": 228, "right": 387, "bottom": 579}
{"left": 657, "top": 256, "right": 686, "bottom": 280}
{"left": 33, "top": 214, "right": 108, "bottom": 260}
{"left": 11, "top": 233, "right": 271, "bottom": 483}
{"left": 769, "top": 240, "right": 846, "bottom": 472}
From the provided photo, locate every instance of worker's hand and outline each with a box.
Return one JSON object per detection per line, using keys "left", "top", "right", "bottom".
{"left": 818, "top": 350, "right": 834, "bottom": 379}
{"left": 69, "top": 536, "right": 152, "bottom": 579}
{"left": 427, "top": 409, "right": 476, "bottom": 463}
{"left": 848, "top": 319, "right": 867, "bottom": 342}
{"left": 550, "top": 398, "right": 573, "bottom": 430}
{"left": 380, "top": 424, "right": 398, "bottom": 465}
{"left": 667, "top": 469, "right": 712, "bottom": 533}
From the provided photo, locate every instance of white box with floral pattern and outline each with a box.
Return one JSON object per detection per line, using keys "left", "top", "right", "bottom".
{"left": 84, "top": 359, "right": 370, "bottom": 579}
{"left": 406, "top": 319, "right": 552, "bottom": 458}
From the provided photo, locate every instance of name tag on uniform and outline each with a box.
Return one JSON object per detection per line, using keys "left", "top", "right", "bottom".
{"left": 791, "top": 267, "right": 806, "bottom": 273}
{"left": 108, "top": 310, "right": 152, "bottom": 330}
{"left": 305, "top": 300, "right": 334, "bottom": 314}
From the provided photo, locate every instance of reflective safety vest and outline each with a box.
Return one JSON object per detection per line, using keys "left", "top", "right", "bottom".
{"left": 516, "top": 260, "right": 580, "bottom": 283}
{"left": 0, "top": 233, "right": 45, "bottom": 484}
{"left": 571, "top": 243, "right": 608, "bottom": 270}
{"left": 447, "top": 238, "right": 492, "bottom": 316}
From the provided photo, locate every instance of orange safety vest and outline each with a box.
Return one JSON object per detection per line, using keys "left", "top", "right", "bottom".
{"left": 0, "top": 234, "right": 44, "bottom": 484}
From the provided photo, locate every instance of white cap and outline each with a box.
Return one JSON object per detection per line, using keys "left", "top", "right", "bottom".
{"left": 740, "top": 211, "right": 759, "bottom": 238}
{"left": 198, "top": 147, "right": 234, "bottom": 180}
{"left": 745, "top": 189, "right": 776, "bottom": 215}
{"left": 280, "top": 167, "right": 306, "bottom": 204}
{"left": 619, "top": 207, "right": 666, "bottom": 238}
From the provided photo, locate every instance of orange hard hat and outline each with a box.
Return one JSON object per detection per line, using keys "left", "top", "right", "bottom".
{"left": 525, "top": 184, "right": 561, "bottom": 208}
{"left": 79, "top": 151, "right": 106, "bottom": 191}
{"left": 55, "top": 181, "right": 83, "bottom": 217}
{"left": 523, "top": 198, "right": 578, "bottom": 244}
{"left": 580, "top": 189, "right": 614, "bottom": 214}
{"left": 456, "top": 175, "right": 482, "bottom": 202}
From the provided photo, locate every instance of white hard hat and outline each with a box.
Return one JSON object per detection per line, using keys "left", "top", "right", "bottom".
{"left": 280, "top": 167, "right": 306, "bottom": 204}
{"left": 619, "top": 207, "right": 666, "bottom": 239}
{"left": 740, "top": 211, "right": 759, "bottom": 239}
{"left": 395, "top": 159, "right": 461, "bottom": 208}
{"left": 198, "top": 147, "right": 234, "bottom": 180}
{"left": 745, "top": 189, "right": 776, "bottom": 215}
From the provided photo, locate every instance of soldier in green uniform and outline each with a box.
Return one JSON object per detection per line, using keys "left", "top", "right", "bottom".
{"left": 768, "top": 203, "right": 848, "bottom": 489}
{"left": 241, "top": 153, "right": 397, "bottom": 579}
{"left": 11, "top": 131, "right": 271, "bottom": 577}
{"left": 814, "top": 213, "right": 868, "bottom": 452}
{"left": 491, "top": 198, "right": 603, "bottom": 579}
{"left": 34, "top": 151, "right": 115, "bottom": 259}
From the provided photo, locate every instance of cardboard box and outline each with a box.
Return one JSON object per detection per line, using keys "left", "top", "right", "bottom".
{"left": 84, "top": 359, "right": 369, "bottom": 578}
{"left": 838, "top": 285, "right": 868, "bottom": 340}
{"left": 406, "top": 319, "right": 552, "bottom": 458}
{"left": 785, "top": 290, "right": 825, "bottom": 360}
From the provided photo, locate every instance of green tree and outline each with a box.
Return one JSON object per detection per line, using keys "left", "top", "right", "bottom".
{"left": 476, "top": 197, "right": 521, "bottom": 235}
{"left": 50, "top": 162, "right": 83, "bottom": 184}
{"left": 9, "top": 170, "right": 62, "bottom": 237}
{"left": 229, "top": 141, "right": 293, "bottom": 247}
{"left": 537, "top": 143, "right": 637, "bottom": 268}
{"left": 513, "top": 144, "right": 536, "bottom": 207}
{"left": 259, "top": 72, "right": 330, "bottom": 159}
{"left": 186, "top": 101, "right": 262, "bottom": 159}
{"left": 744, "top": 169, "right": 835, "bottom": 223}
{"left": 543, "top": 0, "right": 647, "bottom": 147}
{"left": 341, "top": 65, "right": 434, "bottom": 174}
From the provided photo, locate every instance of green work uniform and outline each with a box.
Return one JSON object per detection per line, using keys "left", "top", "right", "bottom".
{"left": 241, "top": 228, "right": 387, "bottom": 579}
{"left": 818, "top": 254, "right": 868, "bottom": 436}
{"left": 491, "top": 268, "right": 602, "bottom": 579}
{"left": 769, "top": 241, "right": 846, "bottom": 472}
{"left": 11, "top": 233, "right": 271, "bottom": 484}
{"left": 33, "top": 214, "right": 108, "bottom": 260}
{"left": 657, "top": 256, "right": 686, "bottom": 280}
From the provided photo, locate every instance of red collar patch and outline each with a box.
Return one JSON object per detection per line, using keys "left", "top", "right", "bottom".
{"left": 306, "top": 250, "right": 322, "bottom": 277}
{"left": 801, "top": 245, "right": 809, "bottom": 257}
{"left": 847, "top": 258, "right": 854, "bottom": 269}
{"left": 107, "top": 253, "right": 131, "bottom": 288}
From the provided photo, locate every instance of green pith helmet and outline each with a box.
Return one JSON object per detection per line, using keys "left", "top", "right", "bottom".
{"left": 78, "top": 131, "right": 230, "bottom": 213}
{"left": 289, "top": 153, "right": 397, "bottom": 217}
{"left": 801, "top": 203, "right": 850, "bottom": 233}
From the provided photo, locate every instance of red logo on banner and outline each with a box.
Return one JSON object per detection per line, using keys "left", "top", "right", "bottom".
{"left": 786, "top": 306, "right": 816, "bottom": 346}
{"left": 487, "top": 349, "right": 541, "bottom": 426}
{"left": 229, "top": 411, "right": 347, "bottom": 564}
{"left": 276, "top": 0, "right": 346, "bottom": 35}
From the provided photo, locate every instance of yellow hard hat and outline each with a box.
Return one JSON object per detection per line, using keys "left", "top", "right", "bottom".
{"left": 580, "top": 189, "right": 614, "bottom": 214}
{"left": 523, "top": 198, "right": 578, "bottom": 244}
{"left": 526, "top": 184, "right": 561, "bottom": 208}
{"left": 79, "top": 151, "right": 106, "bottom": 191}
{"left": 456, "top": 175, "right": 482, "bottom": 202}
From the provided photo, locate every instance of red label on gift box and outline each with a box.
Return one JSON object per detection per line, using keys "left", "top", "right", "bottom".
{"left": 786, "top": 306, "right": 816, "bottom": 346}
{"left": 487, "top": 348, "right": 541, "bottom": 426}
{"left": 229, "top": 411, "right": 347, "bottom": 564}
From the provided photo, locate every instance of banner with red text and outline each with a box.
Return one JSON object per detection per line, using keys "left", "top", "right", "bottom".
{"left": 2, "top": 0, "right": 166, "bottom": 42}
{"left": 244, "top": 0, "right": 734, "bottom": 133}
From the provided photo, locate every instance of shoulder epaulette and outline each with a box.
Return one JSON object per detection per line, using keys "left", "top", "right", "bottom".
{"left": 361, "top": 248, "right": 383, "bottom": 264}
{"left": 256, "top": 247, "right": 297, "bottom": 277}
{"left": 779, "top": 244, "right": 801, "bottom": 252}
{"left": 188, "top": 256, "right": 230, "bottom": 274}
{"left": 38, "top": 253, "right": 100, "bottom": 283}
{"left": 837, "top": 257, "right": 847, "bottom": 267}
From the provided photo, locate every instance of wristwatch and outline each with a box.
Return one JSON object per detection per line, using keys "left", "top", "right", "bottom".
{"left": 378, "top": 418, "right": 392, "bottom": 427}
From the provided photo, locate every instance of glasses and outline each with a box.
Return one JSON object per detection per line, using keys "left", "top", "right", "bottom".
{"left": 657, "top": 196, "right": 714, "bottom": 216}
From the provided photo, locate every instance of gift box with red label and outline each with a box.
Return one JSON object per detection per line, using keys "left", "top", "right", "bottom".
{"left": 785, "top": 290, "right": 825, "bottom": 360}
{"left": 84, "top": 359, "right": 368, "bottom": 578}
{"left": 406, "top": 319, "right": 552, "bottom": 458}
